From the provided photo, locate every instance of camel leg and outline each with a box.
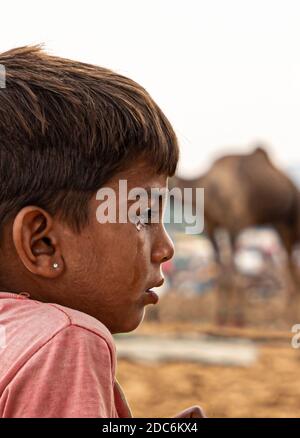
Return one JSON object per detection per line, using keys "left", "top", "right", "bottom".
{"left": 231, "top": 272, "right": 246, "bottom": 327}
{"left": 275, "top": 224, "right": 300, "bottom": 324}
{"left": 285, "top": 253, "right": 300, "bottom": 324}
{"left": 216, "top": 265, "right": 231, "bottom": 326}
{"left": 213, "top": 230, "right": 244, "bottom": 326}
{"left": 209, "top": 232, "right": 230, "bottom": 325}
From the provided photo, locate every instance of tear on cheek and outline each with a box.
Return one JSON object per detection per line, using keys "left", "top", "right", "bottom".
{"left": 133, "top": 217, "right": 145, "bottom": 232}
{"left": 135, "top": 221, "right": 143, "bottom": 231}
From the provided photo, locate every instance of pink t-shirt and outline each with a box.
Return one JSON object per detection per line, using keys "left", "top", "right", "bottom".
{"left": 0, "top": 291, "right": 133, "bottom": 418}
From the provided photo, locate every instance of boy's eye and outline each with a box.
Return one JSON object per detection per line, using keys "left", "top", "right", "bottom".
{"left": 139, "top": 208, "right": 152, "bottom": 225}
{"left": 140, "top": 207, "right": 161, "bottom": 225}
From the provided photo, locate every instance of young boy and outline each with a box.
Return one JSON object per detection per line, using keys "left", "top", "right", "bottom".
{"left": 0, "top": 46, "right": 204, "bottom": 418}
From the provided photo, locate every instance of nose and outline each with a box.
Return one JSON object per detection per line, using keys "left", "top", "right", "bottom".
{"left": 151, "top": 225, "right": 175, "bottom": 264}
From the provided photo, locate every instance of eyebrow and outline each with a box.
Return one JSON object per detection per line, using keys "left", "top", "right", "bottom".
{"left": 127, "top": 186, "right": 167, "bottom": 207}
{"left": 143, "top": 186, "right": 167, "bottom": 194}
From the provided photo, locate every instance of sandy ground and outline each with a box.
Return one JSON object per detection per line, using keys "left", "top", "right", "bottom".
{"left": 116, "top": 323, "right": 300, "bottom": 418}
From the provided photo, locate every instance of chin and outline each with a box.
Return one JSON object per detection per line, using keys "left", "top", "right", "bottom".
{"left": 112, "top": 309, "right": 145, "bottom": 334}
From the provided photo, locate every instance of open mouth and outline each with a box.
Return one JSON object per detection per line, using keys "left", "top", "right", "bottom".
{"left": 143, "top": 278, "right": 164, "bottom": 304}
{"left": 143, "top": 288, "right": 159, "bottom": 304}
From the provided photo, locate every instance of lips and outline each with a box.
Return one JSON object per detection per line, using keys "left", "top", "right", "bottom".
{"left": 144, "top": 289, "right": 159, "bottom": 304}
{"left": 144, "top": 278, "right": 164, "bottom": 305}
{"left": 146, "top": 278, "right": 164, "bottom": 291}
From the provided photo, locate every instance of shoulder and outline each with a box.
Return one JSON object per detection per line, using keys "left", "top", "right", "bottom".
{"left": 46, "top": 303, "right": 117, "bottom": 374}
{"left": 0, "top": 295, "right": 116, "bottom": 383}
{"left": 45, "top": 302, "right": 115, "bottom": 354}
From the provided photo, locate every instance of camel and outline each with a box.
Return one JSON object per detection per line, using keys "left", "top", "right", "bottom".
{"left": 170, "top": 146, "right": 300, "bottom": 325}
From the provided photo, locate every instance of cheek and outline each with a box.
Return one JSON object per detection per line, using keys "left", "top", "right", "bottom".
{"left": 112, "top": 226, "right": 153, "bottom": 290}
{"left": 91, "top": 224, "right": 151, "bottom": 287}
{"left": 124, "top": 228, "right": 156, "bottom": 295}
{"left": 133, "top": 228, "right": 147, "bottom": 259}
{"left": 68, "top": 237, "right": 100, "bottom": 285}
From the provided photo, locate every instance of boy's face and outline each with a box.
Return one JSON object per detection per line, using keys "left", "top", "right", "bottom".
{"left": 45, "top": 160, "right": 174, "bottom": 333}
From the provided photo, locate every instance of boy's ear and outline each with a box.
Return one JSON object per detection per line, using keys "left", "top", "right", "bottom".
{"left": 12, "top": 206, "right": 64, "bottom": 278}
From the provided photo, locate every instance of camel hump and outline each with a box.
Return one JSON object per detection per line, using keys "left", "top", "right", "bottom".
{"left": 252, "top": 145, "right": 269, "bottom": 159}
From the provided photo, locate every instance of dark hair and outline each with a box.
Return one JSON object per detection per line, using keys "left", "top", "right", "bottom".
{"left": 0, "top": 45, "right": 179, "bottom": 233}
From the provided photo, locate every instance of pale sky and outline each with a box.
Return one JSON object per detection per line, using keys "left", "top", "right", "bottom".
{"left": 1, "top": 0, "right": 300, "bottom": 177}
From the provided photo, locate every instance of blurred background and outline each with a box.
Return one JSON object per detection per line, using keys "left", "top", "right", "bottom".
{"left": 2, "top": 0, "right": 300, "bottom": 418}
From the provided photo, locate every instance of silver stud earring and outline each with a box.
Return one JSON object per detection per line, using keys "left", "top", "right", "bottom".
{"left": 53, "top": 262, "right": 59, "bottom": 269}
